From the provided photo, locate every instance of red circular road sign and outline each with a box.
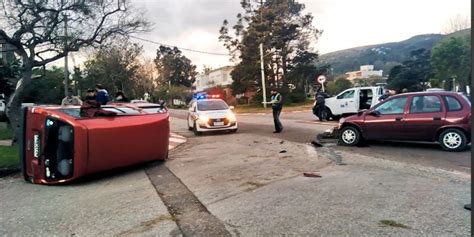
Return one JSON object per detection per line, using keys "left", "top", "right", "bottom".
{"left": 317, "top": 75, "right": 326, "bottom": 84}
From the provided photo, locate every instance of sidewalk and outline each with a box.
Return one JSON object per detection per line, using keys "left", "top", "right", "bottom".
{"left": 0, "top": 133, "right": 187, "bottom": 236}
{"left": 0, "top": 140, "right": 11, "bottom": 146}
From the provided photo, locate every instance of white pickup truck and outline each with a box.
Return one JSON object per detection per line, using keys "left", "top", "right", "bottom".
{"left": 323, "top": 86, "right": 384, "bottom": 120}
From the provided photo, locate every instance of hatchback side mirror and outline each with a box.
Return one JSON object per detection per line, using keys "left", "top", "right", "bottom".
{"left": 368, "top": 110, "right": 381, "bottom": 117}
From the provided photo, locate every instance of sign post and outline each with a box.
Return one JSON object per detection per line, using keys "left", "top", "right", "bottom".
{"left": 317, "top": 75, "right": 326, "bottom": 92}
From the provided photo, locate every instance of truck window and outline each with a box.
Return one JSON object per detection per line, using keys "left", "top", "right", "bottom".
{"left": 337, "top": 90, "right": 355, "bottom": 99}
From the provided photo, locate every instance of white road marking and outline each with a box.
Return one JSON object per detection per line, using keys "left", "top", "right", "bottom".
{"left": 169, "top": 133, "right": 187, "bottom": 150}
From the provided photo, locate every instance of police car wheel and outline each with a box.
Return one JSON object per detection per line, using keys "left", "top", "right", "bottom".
{"left": 193, "top": 122, "right": 202, "bottom": 136}
{"left": 187, "top": 116, "right": 193, "bottom": 131}
{"left": 339, "top": 126, "right": 360, "bottom": 146}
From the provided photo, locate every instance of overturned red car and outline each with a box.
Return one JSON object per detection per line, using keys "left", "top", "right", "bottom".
{"left": 19, "top": 103, "right": 169, "bottom": 185}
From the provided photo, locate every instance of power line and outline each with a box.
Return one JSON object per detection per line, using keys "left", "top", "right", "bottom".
{"left": 129, "top": 35, "right": 229, "bottom": 56}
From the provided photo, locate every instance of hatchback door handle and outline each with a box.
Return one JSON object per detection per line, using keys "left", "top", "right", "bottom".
{"left": 395, "top": 117, "right": 403, "bottom": 121}
{"left": 433, "top": 117, "right": 441, "bottom": 121}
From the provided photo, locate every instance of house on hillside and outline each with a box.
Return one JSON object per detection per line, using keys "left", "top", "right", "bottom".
{"left": 345, "top": 65, "right": 383, "bottom": 81}
{"left": 0, "top": 36, "right": 17, "bottom": 65}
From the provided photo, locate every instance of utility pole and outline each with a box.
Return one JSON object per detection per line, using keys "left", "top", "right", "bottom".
{"left": 259, "top": 0, "right": 267, "bottom": 108}
{"left": 452, "top": 77, "right": 456, "bottom": 92}
{"left": 260, "top": 43, "right": 267, "bottom": 108}
{"left": 63, "top": 11, "right": 69, "bottom": 97}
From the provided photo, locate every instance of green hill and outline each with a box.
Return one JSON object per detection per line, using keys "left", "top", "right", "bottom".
{"left": 318, "top": 29, "right": 471, "bottom": 76}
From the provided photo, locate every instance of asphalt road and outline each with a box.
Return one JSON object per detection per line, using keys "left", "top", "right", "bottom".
{"left": 170, "top": 109, "right": 471, "bottom": 174}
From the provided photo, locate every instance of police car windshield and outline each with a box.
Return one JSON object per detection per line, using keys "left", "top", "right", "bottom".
{"left": 197, "top": 100, "right": 228, "bottom": 111}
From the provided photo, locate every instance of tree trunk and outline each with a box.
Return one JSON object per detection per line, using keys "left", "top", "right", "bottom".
{"left": 6, "top": 65, "right": 32, "bottom": 144}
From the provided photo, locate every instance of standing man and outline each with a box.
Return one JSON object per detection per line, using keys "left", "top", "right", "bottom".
{"left": 61, "top": 88, "right": 83, "bottom": 106}
{"left": 314, "top": 87, "right": 329, "bottom": 121}
{"left": 264, "top": 88, "right": 284, "bottom": 133}
{"left": 95, "top": 84, "right": 109, "bottom": 105}
{"left": 378, "top": 89, "right": 391, "bottom": 101}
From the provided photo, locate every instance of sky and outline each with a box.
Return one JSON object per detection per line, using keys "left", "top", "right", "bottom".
{"left": 108, "top": 0, "right": 471, "bottom": 72}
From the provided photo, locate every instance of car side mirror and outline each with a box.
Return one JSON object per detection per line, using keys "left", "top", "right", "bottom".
{"left": 368, "top": 110, "right": 381, "bottom": 117}
{"left": 357, "top": 109, "right": 367, "bottom": 116}
{"left": 229, "top": 106, "right": 235, "bottom": 110}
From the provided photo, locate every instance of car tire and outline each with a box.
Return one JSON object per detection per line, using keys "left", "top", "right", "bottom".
{"left": 193, "top": 122, "right": 202, "bottom": 136}
{"left": 339, "top": 126, "right": 361, "bottom": 146}
{"left": 229, "top": 128, "right": 238, "bottom": 133}
{"left": 439, "top": 128, "right": 467, "bottom": 152}
{"left": 187, "top": 116, "right": 193, "bottom": 131}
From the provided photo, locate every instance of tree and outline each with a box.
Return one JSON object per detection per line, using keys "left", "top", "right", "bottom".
{"left": 132, "top": 59, "right": 158, "bottom": 100}
{"left": 442, "top": 14, "right": 471, "bottom": 34}
{"left": 431, "top": 35, "right": 471, "bottom": 92}
{"left": 219, "top": 0, "right": 321, "bottom": 98}
{"left": 0, "top": 60, "right": 21, "bottom": 99}
{"left": 154, "top": 46, "right": 197, "bottom": 88}
{"left": 387, "top": 48, "right": 433, "bottom": 92}
{"left": 326, "top": 77, "right": 353, "bottom": 95}
{"left": 0, "top": 0, "right": 149, "bottom": 138}
{"left": 81, "top": 39, "right": 144, "bottom": 98}
{"left": 22, "top": 67, "right": 65, "bottom": 104}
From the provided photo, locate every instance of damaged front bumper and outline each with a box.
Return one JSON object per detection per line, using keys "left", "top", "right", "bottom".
{"left": 322, "top": 126, "right": 339, "bottom": 139}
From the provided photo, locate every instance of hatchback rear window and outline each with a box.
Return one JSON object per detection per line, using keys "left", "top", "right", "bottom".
{"left": 442, "top": 96, "right": 462, "bottom": 111}
{"left": 410, "top": 96, "right": 442, "bottom": 113}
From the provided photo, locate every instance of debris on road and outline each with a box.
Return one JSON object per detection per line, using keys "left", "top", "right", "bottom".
{"left": 279, "top": 140, "right": 284, "bottom": 144}
{"left": 378, "top": 220, "right": 411, "bottom": 229}
{"left": 303, "top": 172, "right": 322, "bottom": 178}
{"left": 279, "top": 150, "right": 287, "bottom": 153}
{"left": 311, "top": 140, "right": 323, "bottom": 147}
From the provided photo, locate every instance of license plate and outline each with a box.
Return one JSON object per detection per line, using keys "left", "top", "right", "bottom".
{"left": 33, "top": 134, "right": 40, "bottom": 158}
{"left": 214, "top": 122, "right": 224, "bottom": 126}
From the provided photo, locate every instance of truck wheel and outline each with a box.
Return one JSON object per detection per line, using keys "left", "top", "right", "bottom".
{"left": 439, "top": 128, "right": 467, "bottom": 152}
{"left": 339, "top": 126, "right": 361, "bottom": 146}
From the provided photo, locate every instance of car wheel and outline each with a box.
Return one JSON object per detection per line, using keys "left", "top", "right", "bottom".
{"left": 187, "top": 116, "right": 193, "bottom": 131}
{"left": 229, "top": 128, "right": 238, "bottom": 133}
{"left": 339, "top": 126, "right": 361, "bottom": 146}
{"left": 439, "top": 128, "right": 467, "bottom": 152}
{"left": 193, "top": 122, "right": 202, "bottom": 136}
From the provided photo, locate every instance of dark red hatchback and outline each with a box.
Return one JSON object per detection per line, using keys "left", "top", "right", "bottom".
{"left": 338, "top": 91, "right": 471, "bottom": 151}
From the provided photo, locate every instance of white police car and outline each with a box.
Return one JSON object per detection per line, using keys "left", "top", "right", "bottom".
{"left": 187, "top": 96, "right": 238, "bottom": 136}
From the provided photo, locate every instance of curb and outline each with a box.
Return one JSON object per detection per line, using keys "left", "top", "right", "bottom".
{"left": 0, "top": 167, "right": 20, "bottom": 178}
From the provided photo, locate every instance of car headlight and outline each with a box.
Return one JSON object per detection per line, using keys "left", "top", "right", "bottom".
{"left": 226, "top": 113, "right": 236, "bottom": 121}
{"left": 338, "top": 118, "right": 345, "bottom": 128}
{"left": 199, "top": 115, "right": 210, "bottom": 122}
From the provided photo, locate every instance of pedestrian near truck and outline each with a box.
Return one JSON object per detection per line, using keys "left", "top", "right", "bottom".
{"left": 95, "top": 84, "right": 109, "bottom": 105}
{"left": 314, "top": 87, "right": 329, "bottom": 121}
{"left": 61, "top": 88, "right": 83, "bottom": 106}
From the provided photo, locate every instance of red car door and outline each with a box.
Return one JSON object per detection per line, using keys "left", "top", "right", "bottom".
{"left": 403, "top": 95, "right": 446, "bottom": 141}
{"left": 363, "top": 96, "right": 408, "bottom": 140}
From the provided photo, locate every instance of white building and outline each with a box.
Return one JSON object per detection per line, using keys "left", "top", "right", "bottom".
{"left": 345, "top": 65, "right": 383, "bottom": 81}
{"left": 195, "top": 66, "right": 233, "bottom": 91}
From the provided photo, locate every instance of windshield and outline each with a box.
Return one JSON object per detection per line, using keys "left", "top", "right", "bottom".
{"left": 197, "top": 100, "right": 228, "bottom": 111}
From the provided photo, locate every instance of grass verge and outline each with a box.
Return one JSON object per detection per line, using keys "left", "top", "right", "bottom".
{"left": 0, "top": 145, "right": 19, "bottom": 168}
{"left": 0, "top": 128, "right": 13, "bottom": 140}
